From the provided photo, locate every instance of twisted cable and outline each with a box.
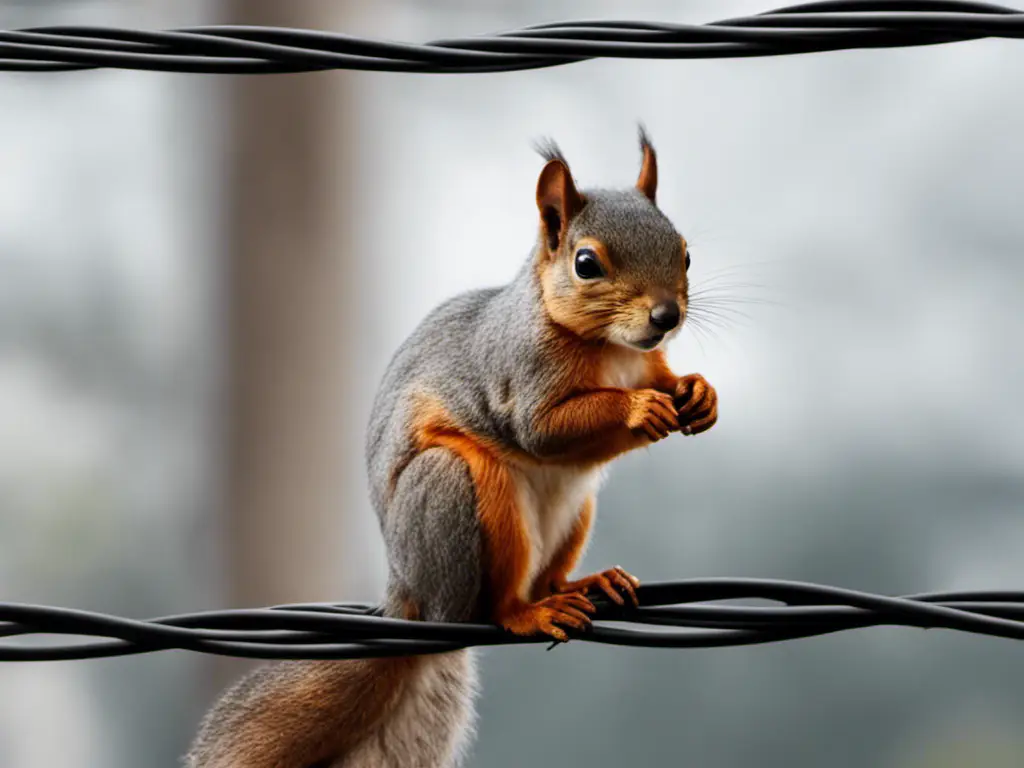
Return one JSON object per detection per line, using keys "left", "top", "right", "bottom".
{"left": 2, "top": 2, "right": 1023, "bottom": 74}
{"left": 4, "top": 578, "right": 1023, "bottom": 661}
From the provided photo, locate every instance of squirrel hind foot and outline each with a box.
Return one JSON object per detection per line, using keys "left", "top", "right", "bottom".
{"left": 499, "top": 593, "right": 596, "bottom": 643}
{"left": 557, "top": 566, "right": 641, "bottom": 607}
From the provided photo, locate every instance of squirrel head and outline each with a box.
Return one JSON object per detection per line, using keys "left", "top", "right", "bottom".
{"left": 533, "top": 127, "right": 689, "bottom": 353}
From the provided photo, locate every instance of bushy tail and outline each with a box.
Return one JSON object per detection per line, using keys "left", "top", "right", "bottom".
{"left": 186, "top": 651, "right": 478, "bottom": 768}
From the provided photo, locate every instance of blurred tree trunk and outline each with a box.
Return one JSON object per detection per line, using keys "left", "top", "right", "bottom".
{"left": 216, "top": 0, "right": 358, "bottom": 685}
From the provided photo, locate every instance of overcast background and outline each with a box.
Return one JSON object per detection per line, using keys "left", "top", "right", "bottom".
{"left": 2, "top": 1, "right": 1024, "bottom": 766}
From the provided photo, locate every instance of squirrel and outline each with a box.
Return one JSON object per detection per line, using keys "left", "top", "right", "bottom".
{"left": 186, "top": 127, "right": 718, "bottom": 768}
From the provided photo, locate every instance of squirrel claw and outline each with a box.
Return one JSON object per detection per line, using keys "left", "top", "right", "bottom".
{"left": 674, "top": 374, "right": 718, "bottom": 436}
{"left": 557, "top": 566, "right": 641, "bottom": 608}
{"left": 500, "top": 592, "right": 595, "bottom": 642}
{"left": 627, "top": 389, "right": 679, "bottom": 442}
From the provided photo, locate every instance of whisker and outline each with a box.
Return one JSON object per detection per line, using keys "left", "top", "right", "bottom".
{"left": 681, "top": 318, "right": 712, "bottom": 352}
{"left": 689, "top": 278, "right": 770, "bottom": 291}
{"left": 689, "top": 296, "right": 757, "bottom": 311}
{"left": 689, "top": 296, "right": 761, "bottom": 320}
{"left": 689, "top": 299, "right": 751, "bottom": 316}
{"left": 688, "top": 294, "right": 780, "bottom": 306}
{"left": 688, "top": 282, "right": 773, "bottom": 299}
{"left": 684, "top": 316, "right": 724, "bottom": 345}
{"left": 693, "top": 257, "right": 789, "bottom": 273}
{"left": 687, "top": 306, "right": 747, "bottom": 330}
{"left": 688, "top": 306, "right": 751, "bottom": 325}
{"left": 693, "top": 266, "right": 760, "bottom": 280}
{"left": 683, "top": 322, "right": 708, "bottom": 355}
{"left": 687, "top": 288, "right": 784, "bottom": 312}
{"left": 689, "top": 287, "right": 774, "bottom": 303}
{"left": 686, "top": 317, "right": 737, "bottom": 335}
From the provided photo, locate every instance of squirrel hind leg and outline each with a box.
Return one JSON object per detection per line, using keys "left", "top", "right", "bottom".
{"left": 382, "top": 446, "right": 483, "bottom": 624}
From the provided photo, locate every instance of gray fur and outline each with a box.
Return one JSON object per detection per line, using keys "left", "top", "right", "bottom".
{"left": 332, "top": 650, "right": 478, "bottom": 768}
{"left": 366, "top": 265, "right": 559, "bottom": 491}
{"left": 381, "top": 448, "right": 481, "bottom": 623}
{"left": 366, "top": 190, "right": 684, "bottom": 491}
{"left": 186, "top": 662, "right": 289, "bottom": 766}
{"left": 571, "top": 189, "right": 683, "bottom": 287}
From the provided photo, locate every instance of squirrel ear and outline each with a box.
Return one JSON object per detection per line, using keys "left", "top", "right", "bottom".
{"left": 536, "top": 159, "right": 583, "bottom": 254}
{"left": 636, "top": 125, "right": 657, "bottom": 203}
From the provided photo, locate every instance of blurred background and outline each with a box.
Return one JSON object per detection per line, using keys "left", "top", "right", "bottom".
{"left": 2, "top": 1, "right": 1024, "bottom": 766}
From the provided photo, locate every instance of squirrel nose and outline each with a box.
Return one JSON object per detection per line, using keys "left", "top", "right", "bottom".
{"left": 649, "top": 301, "right": 681, "bottom": 332}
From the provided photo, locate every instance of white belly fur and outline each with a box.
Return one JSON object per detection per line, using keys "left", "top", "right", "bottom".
{"left": 511, "top": 462, "right": 605, "bottom": 595}
{"left": 598, "top": 348, "right": 649, "bottom": 389}
{"left": 510, "top": 348, "right": 647, "bottom": 598}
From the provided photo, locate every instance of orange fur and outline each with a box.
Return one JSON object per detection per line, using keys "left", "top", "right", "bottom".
{"left": 637, "top": 139, "right": 657, "bottom": 202}
{"left": 531, "top": 498, "right": 641, "bottom": 607}
{"left": 536, "top": 237, "right": 687, "bottom": 349}
{"left": 411, "top": 398, "right": 564, "bottom": 635}
{"left": 408, "top": 394, "right": 624, "bottom": 641}
{"left": 536, "top": 159, "right": 584, "bottom": 254}
{"left": 538, "top": 254, "right": 658, "bottom": 344}
{"left": 401, "top": 598, "right": 421, "bottom": 622}
{"left": 530, "top": 496, "right": 595, "bottom": 601}
{"left": 404, "top": 316, "right": 689, "bottom": 642}
{"left": 531, "top": 388, "right": 649, "bottom": 462}
{"left": 539, "top": 263, "right": 622, "bottom": 341}
{"left": 525, "top": 325, "right": 678, "bottom": 461}
{"left": 646, "top": 349, "right": 680, "bottom": 394}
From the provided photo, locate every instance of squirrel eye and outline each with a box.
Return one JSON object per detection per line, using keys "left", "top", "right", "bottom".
{"left": 685, "top": 250, "right": 692, "bottom": 271}
{"left": 574, "top": 248, "right": 605, "bottom": 280}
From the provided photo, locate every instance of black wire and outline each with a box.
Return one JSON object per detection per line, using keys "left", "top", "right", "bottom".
{"left": 5, "top": 579, "right": 1024, "bottom": 661}
{"left": 0, "top": 1, "right": 1022, "bottom": 74}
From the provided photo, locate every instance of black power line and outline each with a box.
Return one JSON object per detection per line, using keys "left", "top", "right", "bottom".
{"left": 2, "top": 1, "right": 1024, "bottom": 74}
{"left": 5, "top": 579, "right": 1024, "bottom": 661}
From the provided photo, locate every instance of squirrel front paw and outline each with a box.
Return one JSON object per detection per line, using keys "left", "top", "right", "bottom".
{"left": 674, "top": 374, "right": 718, "bottom": 436}
{"left": 500, "top": 593, "right": 596, "bottom": 643}
{"left": 626, "top": 389, "right": 679, "bottom": 442}
{"left": 555, "top": 566, "right": 641, "bottom": 607}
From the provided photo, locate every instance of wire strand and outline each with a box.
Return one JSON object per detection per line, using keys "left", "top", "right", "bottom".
{"left": 5, "top": 579, "right": 1024, "bottom": 661}
{"left": 1, "top": 1, "right": 1023, "bottom": 74}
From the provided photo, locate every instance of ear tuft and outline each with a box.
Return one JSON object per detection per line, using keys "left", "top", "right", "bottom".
{"left": 532, "top": 137, "right": 569, "bottom": 166}
{"left": 638, "top": 123, "right": 654, "bottom": 153}
{"left": 636, "top": 123, "right": 657, "bottom": 203}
